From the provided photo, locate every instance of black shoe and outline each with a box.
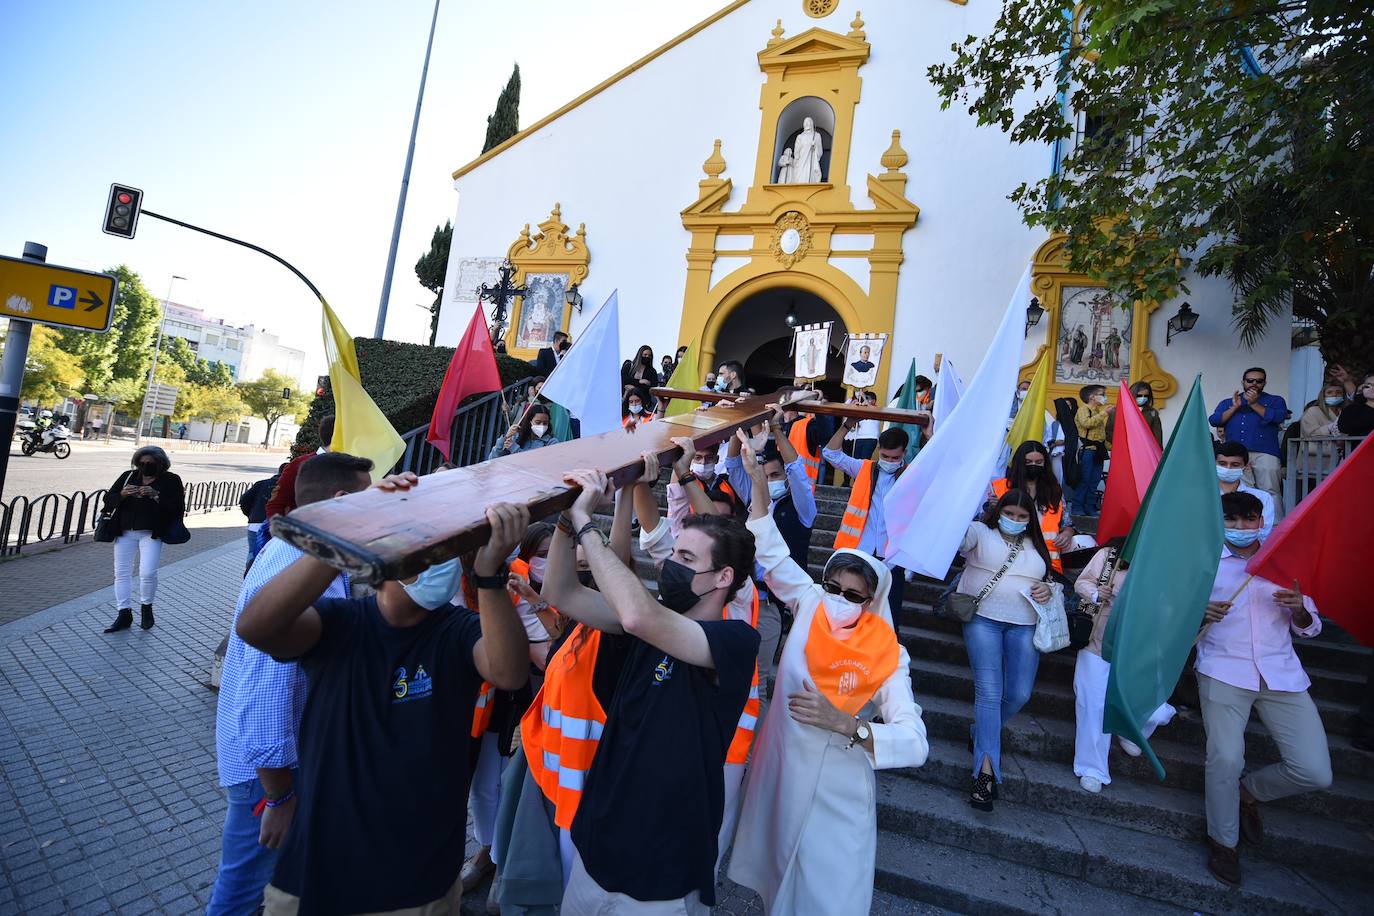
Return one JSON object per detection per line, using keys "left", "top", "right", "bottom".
{"left": 970, "top": 772, "right": 995, "bottom": 812}
{"left": 104, "top": 608, "right": 133, "bottom": 633}
{"left": 140, "top": 604, "right": 155, "bottom": 630}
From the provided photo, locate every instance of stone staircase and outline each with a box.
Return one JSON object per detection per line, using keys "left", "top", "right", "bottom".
{"left": 612, "top": 480, "right": 1374, "bottom": 914}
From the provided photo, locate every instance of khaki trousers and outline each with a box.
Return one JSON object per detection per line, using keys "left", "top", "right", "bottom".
{"left": 1197, "top": 674, "right": 1332, "bottom": 847}
{"left": 1245, "top": 452, "right": 1282, "bottom": 508}
{"left": 263, "top": 876, "right": 461, "bottom": 916}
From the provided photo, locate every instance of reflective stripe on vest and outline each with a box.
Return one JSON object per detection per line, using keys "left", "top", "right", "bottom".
{"left": 788, "top": 417, "right": 820, "bottom": 487}
{"left": 833, "top": 461, "right": 878, "bottom": 550}
{"left": 990, "top": 478, "right": 1064, "bottom": 573}
{"left": 520, "top": 625, "right": 607, "bottom": 830}
{"left": 725, "top": 589, "right": 762, "bottom": 765}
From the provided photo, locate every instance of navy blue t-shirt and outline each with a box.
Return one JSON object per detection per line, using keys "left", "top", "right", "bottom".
{"left": 271, "top": 596, "right": 484, "bottom": 915}
{"left": 572, "top": 618, "right": 759, "bottom": 905}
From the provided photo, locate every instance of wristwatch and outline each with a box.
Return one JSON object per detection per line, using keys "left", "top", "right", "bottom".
{"left": 471, "top": 567, "right": 508, "bottom": 590}
{"left": 677, "top": 470, "right": 699, "bottom": 488}
{"left": 847, "top": 719, "right": 871, "bottom": 749}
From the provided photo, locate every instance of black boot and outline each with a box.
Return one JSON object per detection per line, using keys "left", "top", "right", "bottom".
{"left": 970, "top": 772, "right": 996, "bottom": 812}
{"left": 140, "top": 604, "right": 155, "bottom": 630}
{"left": 104, "top": 608, "right": 133, "bottom": 633}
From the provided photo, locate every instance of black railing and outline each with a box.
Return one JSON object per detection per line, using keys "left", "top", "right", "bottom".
{"left": 394, "top": 378, "right": 539, "bottom": 476}
{"left": 0, "top": 480, "right": 250, "bottom": 557}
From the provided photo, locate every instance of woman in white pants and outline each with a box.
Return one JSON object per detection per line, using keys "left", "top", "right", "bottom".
{"left": 1071, "top": 539, "right": 1176, "bottom": 792}
{"left": 102, "top": 447, "right": 185, "bottom": 633}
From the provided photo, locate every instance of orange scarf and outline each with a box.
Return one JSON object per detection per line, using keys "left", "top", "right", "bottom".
{"left": 805, "top": 606, "right": 900, "bottom": 716}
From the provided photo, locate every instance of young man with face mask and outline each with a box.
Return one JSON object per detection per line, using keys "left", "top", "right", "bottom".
{"left": 1196, "top": 491, "right": 1329, "bottom": 888}
{"left": 1215, "top": 441, "right": 1275, "bottom": 538}
{"left": 236, "top": 476, "right": 533, "bottom": 916}
{"left": 1070, "top": 385, "right": 1111, "bottom": 516}
{"left": 543, "top": 466, "right": 759, "bottom": 914}
{"left": 823, "top": 422, "right": 913, "bottom": 628}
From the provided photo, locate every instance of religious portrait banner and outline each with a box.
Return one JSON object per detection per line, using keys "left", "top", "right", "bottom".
{"left": 842, "top": 332, "right": 888, "bottom": 390}
{"left": 792, "top": 322, "right": 833, "bottom": 381}
{"left": 1055, "top": 286, "right": 1131, "bottom": 386}
{"left": 515, "top": 273, "right": 568, "bottom": 351}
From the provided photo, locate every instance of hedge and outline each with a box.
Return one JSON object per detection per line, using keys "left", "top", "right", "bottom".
{"left": 293, "top": 337, "right": 539, "bottom": 455}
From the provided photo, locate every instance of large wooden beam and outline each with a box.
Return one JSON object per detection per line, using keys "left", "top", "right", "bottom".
{"left": 650, "top": 387, "right": 930, "bottom": 427}
{"left": 269, "top": 394, "right": 780, "bottom": 584}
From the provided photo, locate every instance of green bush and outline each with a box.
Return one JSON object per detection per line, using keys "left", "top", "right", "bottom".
{"left": 293, "top": 337, "right": 539, "bottom": 455}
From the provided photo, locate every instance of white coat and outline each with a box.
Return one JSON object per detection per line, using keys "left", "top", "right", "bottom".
{"left": 727, "top": 513, "right": 928, "bottom": 915}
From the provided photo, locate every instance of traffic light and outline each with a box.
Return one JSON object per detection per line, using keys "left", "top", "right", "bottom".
{"left": 315, "top": 375, "right": 329, "bottom": 398}
{"left": 103, "top": 184, "right": 144, "bottom": 238}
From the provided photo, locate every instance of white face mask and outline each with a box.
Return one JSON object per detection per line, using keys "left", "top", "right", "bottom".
{"left": 528, "top": 557, "right": 547, "bottom": 582}
{"left": 767, "top": 479, "right": 788, "bottom": 501}
{"left": 530, "top": 423, "right": 549, "bottom": 438}
{"left": 690, "top": 460, "right": 716, "bottom": 480}
{"left": 822, "top": 591, "right": 865, "bottom": 628}
{"left": 1216, "top": 465, "right": 1244, "bottom": 484}
{"left": 878, "top": 458, "right": 903, "bottom": 474}
{"left": 628, "top": 404, "right": 643, "bottom": 415}
{"left": 1136, "top": 396, "right": 1148, "bottom": 406}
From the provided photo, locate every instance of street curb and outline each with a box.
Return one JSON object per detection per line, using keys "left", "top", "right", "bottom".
{"left": 0, "top": 539, "right": 242, "bottom": 648}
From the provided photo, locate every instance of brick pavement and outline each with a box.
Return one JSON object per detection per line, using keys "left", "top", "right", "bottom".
{"left": 0, "top": 537, "right": 947, "bottom": 915}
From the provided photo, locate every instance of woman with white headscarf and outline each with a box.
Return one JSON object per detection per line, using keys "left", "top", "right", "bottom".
{"left": 727, "top": 434, "right": 927, "bottom": 916}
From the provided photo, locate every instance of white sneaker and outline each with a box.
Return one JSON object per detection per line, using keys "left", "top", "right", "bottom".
{"left": 1118, "top": 736, "right": 1142, "bottom": 757}
{"left": 1080, "top": 776, "right": 1102, "bottom": 793}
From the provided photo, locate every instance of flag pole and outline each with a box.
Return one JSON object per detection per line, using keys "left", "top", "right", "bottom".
{"left": 1194, "top": 574, "right": 1253, "bottom": 645}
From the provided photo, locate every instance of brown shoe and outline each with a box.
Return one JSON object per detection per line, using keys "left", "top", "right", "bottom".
{"left": 1239, "top": 789, "right": 1265, "bottom": 845}
{"left": 1207, "top": 838, "right": 1241, "bottom": 886}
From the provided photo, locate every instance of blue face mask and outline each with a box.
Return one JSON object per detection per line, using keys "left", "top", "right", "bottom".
{"left": 1325, "top": 396, "right": 1345, "bottom": 407}
{"left": 767, "top": 479, "right": 788, "bottom": 501}
{"left": 878, "top": 458, "right": 903, "bottom": 474}
{"left": 998, "top": 515, "right": 1028, "bottom": 536}
{"left": 1224, "top": 527, "right": 1261, "bottom": 548}
{"left": 714, "top": 377, "right": 728, "bottom": 392}
{"left": 402, "top": 557, "right": 463, "bottom": 610}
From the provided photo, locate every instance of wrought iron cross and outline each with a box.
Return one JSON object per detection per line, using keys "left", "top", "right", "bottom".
{"left": 477, "top": 260, "right": 526, "bottom": 342}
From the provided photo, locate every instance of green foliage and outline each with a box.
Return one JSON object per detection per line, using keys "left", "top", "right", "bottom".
{"left": 293, "top": 338, "right": 538, "bottom": 455}
{"left": 239, "top": 369, "right": 312, "bottom": 445}
{"left": 928, "top": 0, "right": 1374, "bottom": 369}
{"left": 160, "top": 335, "right": 234, "bottom": 388}
{"left": 186, "top": 385, "right": 246, "bottom": 441}
{"left": 14, "top": 325, "right": 84, "bottom": 404}
{"left": 415, "top": 221, "right": 452, "bottom": 346}
{"left": 56, "top": 264, "right": 160, "bottom": 391}
{"left": 481, "top": 64, "right": 521, "bottom": 154}
{"left": 104, "top": 377, "right": 146, "bottom": 416}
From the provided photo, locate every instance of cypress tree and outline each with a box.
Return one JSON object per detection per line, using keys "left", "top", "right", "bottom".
{"left": 481, "top": 64, "right": 521, "bottom": 153}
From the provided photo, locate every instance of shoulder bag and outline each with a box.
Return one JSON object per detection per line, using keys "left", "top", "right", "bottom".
{"left": 93, "top": 471, "right": 131, "bottom": 543}
{"left": 946, "top": 537, "right": 1022, "bottom": 623}
{"left": 1068, "top": 547, "right": 1117, "bottom": 651}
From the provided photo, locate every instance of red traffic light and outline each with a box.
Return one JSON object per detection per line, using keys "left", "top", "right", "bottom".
{"left": 117, "top": 192, "right": 132, "bottom": 205}
{"left": 103, "top": 183, "right": 144, "bottom": 239}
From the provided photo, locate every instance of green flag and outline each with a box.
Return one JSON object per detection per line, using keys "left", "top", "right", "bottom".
{"left": 893, "top": 359, "right": 924, "bottom": 462}
{"left": 663, "top": 338, "right": 700, "bottom": 418}
{"left": 547, "top": 401, "right": 573, "bottom": 442}
{"left": 1101, "top": 375, "right": 1222, "bottom": 780}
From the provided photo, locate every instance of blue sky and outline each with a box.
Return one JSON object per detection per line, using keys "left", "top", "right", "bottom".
{"left": 0, "top": 0, "right": 723, "bottom": 379}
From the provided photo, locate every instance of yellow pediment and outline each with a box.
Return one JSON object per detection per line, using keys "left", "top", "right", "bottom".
{"left": 757, "top": 26, "right": 870, "bottom": 72}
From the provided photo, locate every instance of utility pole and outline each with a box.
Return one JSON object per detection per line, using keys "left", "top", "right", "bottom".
{"left": 0, "top": 242, "right": 46, "bottom": 499}
{"left": 373, "top": 0, "right": 442, "bottom": 339}
{"left": 135, "top": 274, "right": 185, "bottom": 446}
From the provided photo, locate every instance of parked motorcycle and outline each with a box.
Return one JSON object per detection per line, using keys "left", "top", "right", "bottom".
{"left": 19, "top": 422, "right": 72, "bottom": 459}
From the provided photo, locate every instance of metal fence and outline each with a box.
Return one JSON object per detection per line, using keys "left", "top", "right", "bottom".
{"left": 0, "top": 479, "right": 250, "bottom": 557}
{"left": 1284, "top": 435, "right": 1363, "bottom": 514}
{"left": 394, "top": 378, "right": 539, "bottom": 476}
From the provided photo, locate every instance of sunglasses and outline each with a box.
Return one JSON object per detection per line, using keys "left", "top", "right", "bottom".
{"left": 1243, "top": 377, "right": 1265, "bottom": 386}
{"left": 821, "top": 580, "right": 871, "bottom": 605}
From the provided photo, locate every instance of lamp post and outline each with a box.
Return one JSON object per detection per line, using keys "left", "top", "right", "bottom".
{"left": 564, "top": 283, "right": 584, "bottom": 315}
{"left": 136, "top": 274, "right": 186, "bottom": 445}
{"left": 1166, "top": 301, "right": 1198, "bottom": 345}
{"left": 1024, "top": 296, "right": 1045, "bottom": 337}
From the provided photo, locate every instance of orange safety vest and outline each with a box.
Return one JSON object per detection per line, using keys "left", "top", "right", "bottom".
{"left": 990, "top": 478, "right": 1063, "bottom": 573}
{"left": 470, "top": 557, "right": 541, "bottom": 739}
{"left": 788, "top": 417, "right": 820, "bottom": 488}
{"left": 805, "top": 605, "right": 900, "bottom": 716}
{"left": 725, "top": 588, "right": 761, "bottom": 765}
{"left": 833, "top": 461, "right": 878, "bottom": 550}
{"left": 520, "top": 625, "right": 607, "bottom": 830}
{"left": 622, "top": 413, "right": 653, "bottom": 429}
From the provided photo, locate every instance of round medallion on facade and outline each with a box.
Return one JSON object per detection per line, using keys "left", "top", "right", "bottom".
{"left": 804, "top": 0, "right": 839, "bottom": 19}
{"left": 771, "top": 212, "right": 812, "bottom": 268}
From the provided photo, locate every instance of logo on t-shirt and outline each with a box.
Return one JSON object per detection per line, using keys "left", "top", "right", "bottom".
{"left": 392, "top": 665, "right": 434, "bottom": 703}
{"left": 652, "top": 655, "right": 674, "bottom": 685}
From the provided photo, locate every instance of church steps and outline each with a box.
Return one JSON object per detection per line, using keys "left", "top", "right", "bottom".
{"left": 873, "top": 778, "right": 1364, "bottom": 916}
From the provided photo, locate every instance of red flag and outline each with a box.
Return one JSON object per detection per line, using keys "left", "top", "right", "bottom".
{"left": 1095, "top": 381, "right": 1164, "bottom": 543}
{"left": 426, "top": 305, "right": 502, "bottom": 460}
{"left": 1247, "top": 435, "right": 1374, "bottom": 646}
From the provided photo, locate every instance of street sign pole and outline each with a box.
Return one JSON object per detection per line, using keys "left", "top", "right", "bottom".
{"left": 0, "top": 242, "right": 48, "bottom": 500}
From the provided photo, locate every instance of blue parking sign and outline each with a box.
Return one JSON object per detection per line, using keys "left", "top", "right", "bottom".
{"left": 48, "top": 285, "right": 77, "bottom": 309}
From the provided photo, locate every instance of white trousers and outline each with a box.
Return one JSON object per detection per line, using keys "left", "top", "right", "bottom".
{"left": 1072, "top": 650, "right": 1175, "bottom": 784}
{"left": 562, "top": 851, "right": 707, "bottom": 916}
{"left": 113, "top": 530, "right": 163, "bottom": 608}
{"left": 469, "top": 732, "right": 509, "bottom": 848}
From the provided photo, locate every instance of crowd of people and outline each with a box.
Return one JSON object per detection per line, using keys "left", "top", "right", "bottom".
{"left": 182, "top": 351, "right": 1374, "bottom": 915}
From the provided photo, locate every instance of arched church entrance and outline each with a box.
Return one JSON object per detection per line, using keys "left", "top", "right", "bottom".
{"left": 713, "top": 287, "right": 848, "bottom": 400}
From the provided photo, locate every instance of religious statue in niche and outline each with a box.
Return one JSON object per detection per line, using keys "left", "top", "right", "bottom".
{"left": 782, "top": 117, "right": 825, "bottom": 183}
{"left": 516, "top": 273, "right": 567, "bottom": 350}
{"left": 1055, "top": 286, "right": 1132, "bottom": 385}
{"left": 776, "top": 149, "right": 795, "bottom": 184}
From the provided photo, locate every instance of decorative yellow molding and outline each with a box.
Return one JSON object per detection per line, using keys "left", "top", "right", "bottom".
{"left": 770, "top": 211, "right": 813, "bottom": 268}
{"left": 768, "top": 19, "right": 786, "bottom": 47}
{"left": 804, "top": 0, "right": 839, "bottom": 17}
{"left": 880, "top": 130, "right": 908, "bottom": 172}
{"left": 848, "top": 11, "right": 866, "bottom": 41}
{"left": 702, "top": 139, "right": 727, "bottom": 179}
{"left": 452, "top": 0, "right": 755, "bottom": 180}
{"left": 1023, "top": 233, "right": 1178, "bottom": 404}
{"left": 502, "top": 204, "right": 590, "bottom": 361}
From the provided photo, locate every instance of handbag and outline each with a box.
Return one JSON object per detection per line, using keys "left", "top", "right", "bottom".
{"left": 946, "top": 538, "right": 1022, "bottom": 623}
{"left": 1031, "top": 581, "right": 1070, "bottom": 653}
{"left": 161, "top": 517, "right": 191, "bottom": 545}
{"left": 93, "top": 471, "right": 131, "bottom": 543}
{"left": 1069, "top": 547, "right": 1117, "bottom": 651}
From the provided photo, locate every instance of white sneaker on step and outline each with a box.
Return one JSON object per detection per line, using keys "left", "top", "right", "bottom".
{"left": 1079, "top": 776, "right": 1102, "bottom": 793}
{"left": 1118, "top": 736, "right": 1142, "bottom": 757}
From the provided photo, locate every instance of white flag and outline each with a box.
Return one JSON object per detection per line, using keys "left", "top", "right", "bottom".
{"left": 540, "top": 291, "right": 622, "bottom": 437}
{"left": 931, "top": 356, "right": 965, "bottom": 435}
{"left": 884, "top": 265, "right": 1032, "bottom": 578}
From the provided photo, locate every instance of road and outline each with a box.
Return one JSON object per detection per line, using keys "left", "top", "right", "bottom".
{"left": 2, "top": 440, "right": 287, "bottom": 503}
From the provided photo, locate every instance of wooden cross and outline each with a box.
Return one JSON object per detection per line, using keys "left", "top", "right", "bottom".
{"left": 649, "top": 387, "right": 931, "bottom": 427}
{"left": 477, "top": 260, "right": 526, "bottom": 341}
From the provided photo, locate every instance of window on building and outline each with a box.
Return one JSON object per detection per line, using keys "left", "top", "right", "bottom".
{"left": 225, "top": 338, "right": 239, "bottom": 350}
{"left": 205, "top": 333, "right": 220, "bottom": 347}
{"left": 1076, "top": 105, "right": 1139, "bottom": 170}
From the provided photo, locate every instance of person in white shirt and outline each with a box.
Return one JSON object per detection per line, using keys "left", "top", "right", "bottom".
{"left": 1215, "top": 441, "right": 1276, "bottom": 537}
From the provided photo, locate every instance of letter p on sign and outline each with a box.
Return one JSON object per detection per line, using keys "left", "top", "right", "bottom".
{"left": 48, "top": 285, "right": 77, "bottom": 309}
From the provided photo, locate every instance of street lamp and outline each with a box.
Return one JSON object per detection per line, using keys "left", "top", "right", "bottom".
{"left": 565, "top": 283, "right": 584, "bottom": 314}
{"left": 1166, "top": 301, "right": 1198, "bottom": 345}
{"left": 1024, "top": 296, "right": 1044, "bottom": 337}
{"left": 136, "top": 274, "right": 186, "bottom": 445}
{"left": 784, "top": 302, "right": 798, "bottom": 327}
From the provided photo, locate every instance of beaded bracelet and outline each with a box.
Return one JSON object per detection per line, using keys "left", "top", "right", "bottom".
{"left": 264, "top": 788, "right": 295, "bottom": 809}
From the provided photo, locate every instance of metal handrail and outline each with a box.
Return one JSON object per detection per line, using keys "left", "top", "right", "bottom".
{"left": 394, "top": 378, "right": 539, "bottom": 475}
{"left": 1283, "top": 435, "right": 1363, "bottom": 514}
{"left": 0, "top": 480, "right": 250, "bottom": 557}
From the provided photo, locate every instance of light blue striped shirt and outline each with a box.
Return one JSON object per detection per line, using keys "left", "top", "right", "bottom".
{"left": 214, "top": 538, "right": 349, "bottom": 787}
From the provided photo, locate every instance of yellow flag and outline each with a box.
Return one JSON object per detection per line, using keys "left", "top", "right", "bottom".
{"left": 663, "top": 338, "right": 700, "bottom": 418}
{"left": 321, "top": 300, "right": 404, "bottom": 480}
{"left": 1006, "top": 347, "right": 1052, "bottom": 450}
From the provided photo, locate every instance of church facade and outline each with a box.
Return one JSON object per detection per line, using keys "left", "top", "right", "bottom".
{"left": 436, "top": 0, "right": 1296, "bottom": 430}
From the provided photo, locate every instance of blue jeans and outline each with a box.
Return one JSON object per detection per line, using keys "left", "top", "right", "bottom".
{"left": 1071, "top": 447, "right": 1104, "bottom": 515}
{"left": 207, "top": 776, "right": 283, "bottom": 916}
{"left": 245, "top": 528, "right": 263, "bottom": 574}
{"left": 963, "top": 615, "right": 1040, "bottom": 781}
